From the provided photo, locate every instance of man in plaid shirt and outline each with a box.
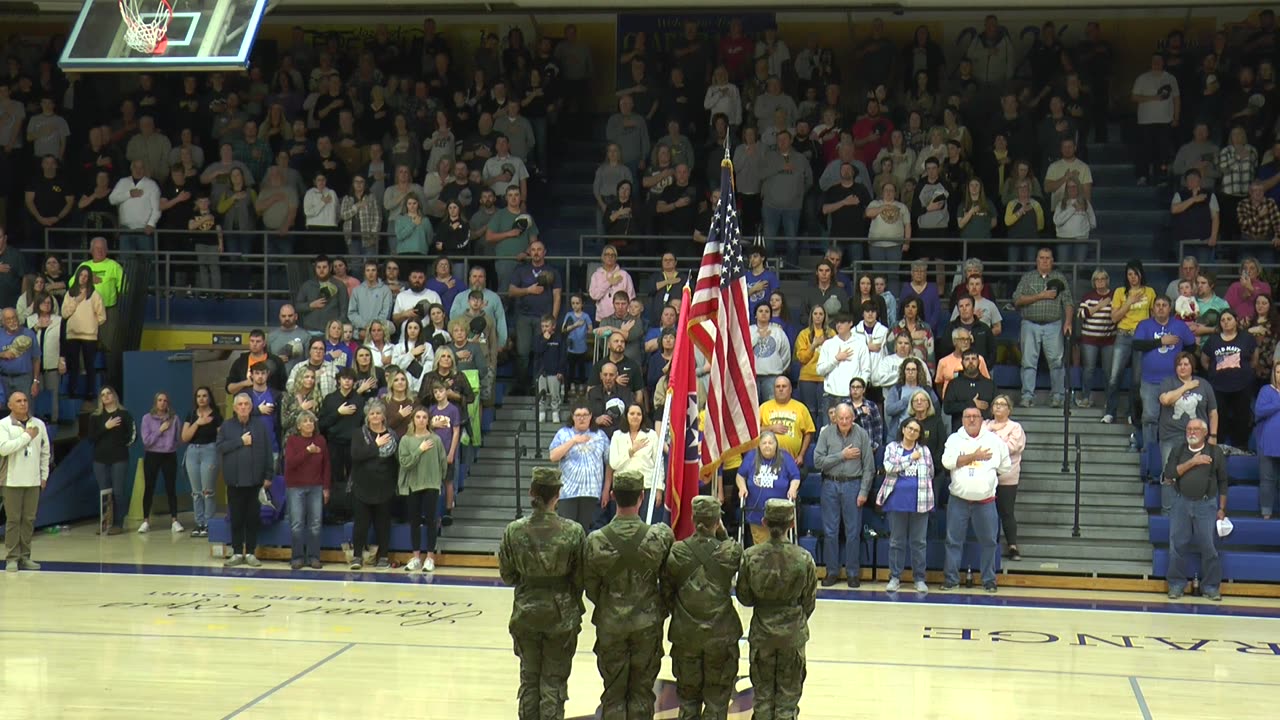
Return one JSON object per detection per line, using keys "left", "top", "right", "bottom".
{"left": 1238, "top": 181, "right": 1280, "bottom": 263}
{"left": 1012, "top": 247, "right": 1074, "bottom": 408}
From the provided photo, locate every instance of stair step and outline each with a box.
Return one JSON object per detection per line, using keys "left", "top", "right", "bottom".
{"left": 1016, "top": 523, "right": 1149, "bottom": 542}
{"left": 1017, "top": 505, "right": 1148, "bottom": 527}
{"left": 1014, "top": 490, "right": 1144, "bottom": 506}
{"left": 1014, "top": 539, "right": 1151, "bottom": 562}
{"left": 437, "top": 537, "right": 500, "bottom": 555}
{"left": 1022, "top": 447, "right": 1137, "bottom": 465}
{"left": 452, "top": 506, "right": 526, "bottom": 522}
{"left": 1004, "top": 557, "right": 1153, "bottom": 576}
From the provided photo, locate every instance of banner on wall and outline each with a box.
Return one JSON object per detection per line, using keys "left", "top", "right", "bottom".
{"left": 615, "top": 12, "right": 777, "bottom": 88}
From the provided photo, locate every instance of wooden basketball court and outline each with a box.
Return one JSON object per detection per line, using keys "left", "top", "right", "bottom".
{"left": 1, "top": 530, "right": 1277, "bottom": 719}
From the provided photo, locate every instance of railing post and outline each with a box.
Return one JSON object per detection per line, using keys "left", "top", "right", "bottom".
{"left": 514, "top": 422, "right": 524, "bottom": 520}
{"left": 534, "top": 390, "right": 545, "bottom": 459}
{"left": 1062, "top": 325, "right": 1072, "bottom": 474}
{"left": 1072, "top": 433, "right": 1082, "bottom": 538}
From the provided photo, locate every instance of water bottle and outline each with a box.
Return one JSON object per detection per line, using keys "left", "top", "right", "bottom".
{"left": 45, "top": 526, "right": 60, "bottom": 535}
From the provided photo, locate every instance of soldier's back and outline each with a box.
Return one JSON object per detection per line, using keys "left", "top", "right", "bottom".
{"left": 498, "top": 510, "right": 587, "bottom": 633}
{"left": 665, "top": 532, "right": 743, "bottom": 645}
{"left": 585, "top": 515, "right": 675, "bottom": 635}
{"left": 737, "top": 540, "right": 817, "bottom": 650}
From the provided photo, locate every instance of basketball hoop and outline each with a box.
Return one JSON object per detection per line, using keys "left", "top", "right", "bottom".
{"left": 119, "top": 0, "right": 174, "bottom": 56}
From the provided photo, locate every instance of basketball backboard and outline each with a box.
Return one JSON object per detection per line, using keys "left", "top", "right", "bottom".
{"left": 58, "top": 0, "right": 268, "bottom": 72}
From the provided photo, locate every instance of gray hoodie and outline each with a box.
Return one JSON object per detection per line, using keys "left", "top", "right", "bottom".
{"left": 760, "top": 150, "right": 813, "bottom": 211}
{"left": 348, "top": 280, "right": 393, "bottom": 338}
{"left": 295, "top": 277, "right": 349, "bottom": 332}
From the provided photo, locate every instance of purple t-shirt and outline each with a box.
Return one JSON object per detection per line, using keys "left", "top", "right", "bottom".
{"left": 430, "top": 401, "right": 461, "bottom": 454}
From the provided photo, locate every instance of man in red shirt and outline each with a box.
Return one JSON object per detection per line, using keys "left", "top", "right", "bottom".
{"left": 850, "top": 97, "right": 894, "bottom": 168}
{"left": 718, "top": 19, "right": 754, "bottom": 82}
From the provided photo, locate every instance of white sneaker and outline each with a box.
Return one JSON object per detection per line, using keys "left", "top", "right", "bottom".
{"left": 914, "top": 580, "right": 929, "bottom": 594}
{"left": 406, "top": 557, "right": 422, "bottom": 572}
{"left": 424, "top": 557, "right": 436, "bottom": 572}
{"left": 137, "top": 521, "right": 150, "bottom": 534}
{"left": 245, "top": 554, "right": 261, "bottom": 567}
{"left": 224, "top": 554, "right": 245, "bottom": 567}
{"left": 1101, "top": 414, "right": 1114, "bottom": 424}
{"left": 171, "top": 519, "right": 185, "bottom": 533}
{"left": 885, "top": 577, "right": 901, "bottom": 592}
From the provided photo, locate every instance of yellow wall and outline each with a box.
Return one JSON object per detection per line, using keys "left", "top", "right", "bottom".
{"left": 139, "top": 328, "right": 239, "bottom": 351}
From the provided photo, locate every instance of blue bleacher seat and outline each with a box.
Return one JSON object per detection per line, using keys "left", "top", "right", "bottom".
{"left": 1149, "top": 515, "right": 1280, "bottom": 546}
{"left": 798, "top": 473, "right": 822, "bottom": 503}
{"left": 871, "top": 538, "right": 999, "bottom": 572}
{"left": 798, "top": 504, "right": 823, "bottom": 536}
{"left": 1226, "top": 456, "right": 1259, "bottom": 484}
{"left": 1153, "top": 548, "right": 1280, "bottom": 583}
{"left": 797, "top": 535, "right": 820, "bottom": 565}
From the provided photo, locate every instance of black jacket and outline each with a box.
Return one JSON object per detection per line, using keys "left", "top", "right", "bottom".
{"left": 319, "top": 390, "right": 367, "bottom": 445}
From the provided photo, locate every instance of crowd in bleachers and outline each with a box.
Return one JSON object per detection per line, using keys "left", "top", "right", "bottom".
{"left": 2, "top": 10, "right": 1280, "bottom": 591}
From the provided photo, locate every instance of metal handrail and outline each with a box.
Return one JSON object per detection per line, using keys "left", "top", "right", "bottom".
{"left": 579, "top": 233, "right": 1103, "bottom": 270}
{"left": 1061, "top": 324, "right": 1073, "bottom": 474}
{"left": 534, "top": 389, "right": 546, "bottom": 459}
{"left": 1072, "top": 433, "right": 1082, "bottom": 539}
{"left": 513, "top": 421, "right": 525, "bottom": 520}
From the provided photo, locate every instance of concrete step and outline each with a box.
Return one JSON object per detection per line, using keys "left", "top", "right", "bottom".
{"left": 1017, "top": 503, "right": 1148, "bottom": 527}
{"left": 441, "top": 521, "right": 507, "bottom": 541}
{"left": 1014, "top": 489, "right": 1143, "bottom": 507}
{"left": 1018, "top": 431, "right": 1132, "bottom": 448}
{"left": 1004, "top": 557, "right": 1153, "bottom": 577}
{"left": 1017, "top": 523, "right": 1149, "bottom": 542}
{"left": 468, "top": 459, "right": 556, "bottom": 477}
{"left": 1023, "top": 447, "right": 1138, "bottom": 465}
{"left": 437, "top": 537, "right": 500, "bottom": 555}
{"left": 452, "top": 505, "right": 526, "bottom": 523}
{"left": 1014, "top": 538, "right": 1151, "bottom": 562}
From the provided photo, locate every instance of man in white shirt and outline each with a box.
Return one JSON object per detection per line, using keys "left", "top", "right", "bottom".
{"left": 1, "top": 392, "right": 51, "bottom": 572}
{"left": 1131, "top": 52, "right": 1180, "bottom": 186}
{"left": 482, "top": 135, "right": 529, "bottom": 200}
{"left": 850, "top": 301, "right": 889, "bottom": 381}
{"left": 1043, "top": 138, "right": 1092, "bottom": 207}
{"left": 109, "top": 159, "right": 162, "bottom": 252}
{"left": 391, "top": 268, "right": 443, "bottom": 336}
{"left": 816, "top": 312, "right": 868, "bottom": 415}
{"left": 940, "top": 407, "right": 1012, "bottom": 593}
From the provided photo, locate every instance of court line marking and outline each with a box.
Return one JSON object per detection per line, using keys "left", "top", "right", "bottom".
{"left": 4, "top": 626, "right": 1280, "bottom": 691}
{"left": 221, "top": 642, "right": 355, "bottom": 719}
{"left": 1129, "top": 677, "right": 1154, "bottom": 720}
{"left": 31, "top": 567, "right": 1280, "bottom": 620}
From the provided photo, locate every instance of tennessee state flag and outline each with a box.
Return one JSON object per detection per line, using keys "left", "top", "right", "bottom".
{"left": 665, "top": 285, "right": 700, "bottom": 541}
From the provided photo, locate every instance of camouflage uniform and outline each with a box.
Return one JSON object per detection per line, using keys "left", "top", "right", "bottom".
{"left": 662, "top": 496, "right": 743, "bottom": 720}
{"left": 736, "top": 499, "right": 817, "bottom": 720}
{"left": 584, "top": 471, "right": 676, "bottom": 720}
{"left": 498, "top": 467, "right": 588, "bottom": 720}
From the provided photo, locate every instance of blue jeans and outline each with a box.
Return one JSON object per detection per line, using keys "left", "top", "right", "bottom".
{"left": 1260, "top": 455, "right": 1280, "bottom": 517}
{"left": 820, "top": 478, "right": 863, "bottom": 577}
{"left": 798, "top": 381, "right": 825, "bottom": 432}
{"left": 943, "top": 498, "right": 999, "bottom": 586}
{"left": 887, "top": 511, "right": 929, "bottom": 581}
{"left": 1019, "top": 319, "right": 1065, "bottom": 401}
{"left": 288, "top": 485, "right": 324, "bottom": 562}
{"left": 184, "top": 443, "right": 219, "bottom": 528}
{"left": 119, "top": 232, "right": 155, "bottom": 253}
{"left": 1078, "top": 342, "right": 1114, "bottom": 399}
{"left": 1166, "top": 494, "right": 1222, "bottom": 593}
{"left": 93, "top": 461, "right": 130, "bottom": 529}
{"left": 1055, "top": 239, "right": 1089, "bottom": 267}
{"left": 762, "top": 207, "right": 801, "bottom": 263}
{"left": 756, "top": 375, "right": 777, "bottom": 403}
{"left": 1105, "top": 333, "right": 1141, "bottom": 418}
{"left": 868, "top": 244, "right": 904, "bottom": 278}
{"left": 1139, "top": 381, "right": 1162, "bottom": 464}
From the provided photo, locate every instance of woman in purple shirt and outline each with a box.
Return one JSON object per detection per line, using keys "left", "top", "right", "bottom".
{"left": 140, "top": 391, "right": 184, "bottom": 534}
{"left": 735, "top": 430, "right": 801, "bottom": 547}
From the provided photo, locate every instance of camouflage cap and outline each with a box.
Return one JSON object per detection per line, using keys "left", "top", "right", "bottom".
{"left": 612, "top": 471, "right": 645, "bottom": 492}
{"left": 530, "top": 467, "right": 562, "bottom": 488}
{"left": 764, "top": 499, "right": 796, "bottom": 525}
{"left": 692, "top": 495, "right": 721, "bottom": 523}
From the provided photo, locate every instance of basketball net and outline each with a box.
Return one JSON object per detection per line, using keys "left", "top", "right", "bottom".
{"left": 119, "top": 0, "right": 173, "bottom": 56}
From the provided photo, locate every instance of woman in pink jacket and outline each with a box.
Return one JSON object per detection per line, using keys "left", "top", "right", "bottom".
{"left": 984, "top": 394, "right": 1026, "bottom": 561}
{"left": 587, "top": 245, "right": 635, "bottom": 321}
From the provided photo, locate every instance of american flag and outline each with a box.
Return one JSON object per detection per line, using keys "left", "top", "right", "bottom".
{"left": 688, "top": 159, "right": 759, "bottom": 479}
